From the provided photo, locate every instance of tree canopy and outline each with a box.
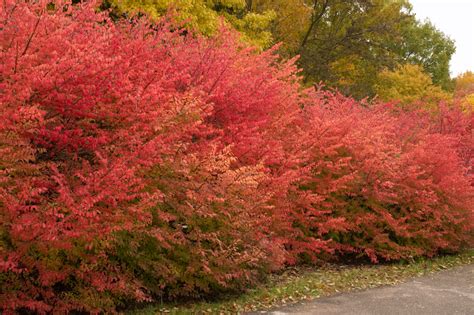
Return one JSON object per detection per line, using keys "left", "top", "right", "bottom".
{"left": 455, "top": 71, "right": 474, "bottom": 111}
{"left": 375, "top": 64, "right": 451, "bottom": 110}
{"left": 104, "top": 0, "right": 276, "bottom": 48}
{"left": 396, "top": 17, "right": 455, "bottom": 90}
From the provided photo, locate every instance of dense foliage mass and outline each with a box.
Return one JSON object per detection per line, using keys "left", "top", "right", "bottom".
{"left": 104, "top": 0, "right": 276, "bottom": 48}
{"left": 1, "top": 1, "right": 473, "bottom": 313}
{"left": 455, "top": 71, "right": 474, "bottom": 111}
{"left": 374, "top": 64, "right": 451, "bottom": 110}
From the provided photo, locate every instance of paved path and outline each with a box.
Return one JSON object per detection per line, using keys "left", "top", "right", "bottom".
{"left": 259, "top": 264, "right": 474, "bottom": 315}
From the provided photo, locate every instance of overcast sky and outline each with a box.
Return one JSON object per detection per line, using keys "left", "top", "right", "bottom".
{"left": 409, "top": 0, "right": 474, "bottom": 77}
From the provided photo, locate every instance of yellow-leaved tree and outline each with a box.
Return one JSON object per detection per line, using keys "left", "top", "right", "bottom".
{"left": 248, "top": 0, "right": 312, "bottom": 55}
{"left": 454, "top": 71, "right": 474, "bottom": 111}
{"left": 106, "top": 0, "right": 275, "bottom": 48}
{"left": 374, "top": 64, "right": 451, "bottom": 111}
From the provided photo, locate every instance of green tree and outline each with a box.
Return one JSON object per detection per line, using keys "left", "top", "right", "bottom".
{"left": 246, "top": 0, "right": 411, "bottom": 98}
{"left": 294, "top": 0, "right": 410, "bottom": 98}
{"left": 251, "top": 0, "right": 455, "bottom": 98}
{"left": 248, "top": 0, "right": 312, "bottom": 56}
{"left": 396, "top": 17, "right": 456, "bottom": 90}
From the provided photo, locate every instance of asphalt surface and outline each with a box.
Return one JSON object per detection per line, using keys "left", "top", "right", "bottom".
{"left": 258, "top": 264, "right": 474, "bottom": 315}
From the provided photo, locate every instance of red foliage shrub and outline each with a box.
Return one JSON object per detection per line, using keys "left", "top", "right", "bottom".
{"left": 431, "top": 104, "right": 473, "bottom": 184}
{"left": 295, "top": 93, "right": 474, "bottom": 262}
{"left": 0, "top": 1, "right": 287, "bottom": 312}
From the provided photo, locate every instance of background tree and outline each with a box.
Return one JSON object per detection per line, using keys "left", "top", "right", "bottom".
{"left": 248, "top": 0, "right": 410, "bottom": 98}
{"left": 252, "top": 0, "right": 455, "bottom": 98}
{"left": 374, "top": 64, "right": 451, "bottom": 110}
{"left": 248, "top": 0, "right": 312, "bottom": 56}
{"left": 104, "top": 0, "right": 276, "bottom": 48}
{"left": 395, "top": 17, "right": 456, "bottom": 90}
{"left": 455, "top": 71, "right": 474, "bottom": 93}
{"left": 454, "top": 71, "right": 474, "bottom": 111}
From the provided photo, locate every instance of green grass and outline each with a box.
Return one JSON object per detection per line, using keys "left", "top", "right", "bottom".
{"left": 129, "top": 250, "right": 474, "bottom": 314}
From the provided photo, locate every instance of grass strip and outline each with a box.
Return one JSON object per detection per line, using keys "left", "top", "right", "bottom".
{"left": 129, "top": 250, "right": 474, "bottom": 314}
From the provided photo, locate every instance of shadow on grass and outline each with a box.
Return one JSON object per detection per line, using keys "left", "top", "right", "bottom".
{"left": 126, "top": 250, "right": 474, "bottom": 314}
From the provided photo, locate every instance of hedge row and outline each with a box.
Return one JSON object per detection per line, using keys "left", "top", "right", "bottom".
{"left": 1, "top": 1, "right": 472, "bottom": 312}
